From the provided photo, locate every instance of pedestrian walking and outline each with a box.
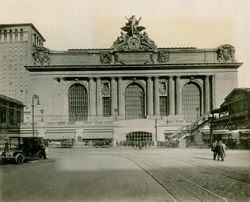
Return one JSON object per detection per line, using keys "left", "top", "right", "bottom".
{"left": 217, "top": 140, "right": 225, "bottom": 161}
{"left": 211, "top": 140, "right": 218, "bottom": 160}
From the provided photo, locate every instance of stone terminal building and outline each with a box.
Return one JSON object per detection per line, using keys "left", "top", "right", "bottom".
{"left": 0, "top": 16, "right": 242, "bottom": 145}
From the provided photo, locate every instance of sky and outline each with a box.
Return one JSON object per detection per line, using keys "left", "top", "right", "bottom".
{"left": 1, "top": 0, "right": 250, "bottom": 87}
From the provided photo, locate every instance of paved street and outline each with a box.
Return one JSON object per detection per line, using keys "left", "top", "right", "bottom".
{"left": 1, "top": 147, "right": 250, "bottom": 202}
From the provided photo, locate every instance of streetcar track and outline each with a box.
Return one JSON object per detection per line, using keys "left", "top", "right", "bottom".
{"left": 153, "top": 153, "right": 250, "bottom": 186}
{"left": 139, "top": 157, "right": 227, "bottom": 202}
{"left": 139, "top": 159, "right": 206, "bottom": 202}
{"left": 114, "top": 153, "right": 228, "bottom": 202}
{"left": 113, "top": 154, "right": 178, "bottom": 202}
{"left": 116, "top": 155, "right": 228, "bottom": 202}
{"left": 188, "top": 158, "right": 250, "bottom": 186}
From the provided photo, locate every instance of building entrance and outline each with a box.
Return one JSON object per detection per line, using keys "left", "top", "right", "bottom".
{"left": 126, "top": 131, "right": 153, "bottom": 147}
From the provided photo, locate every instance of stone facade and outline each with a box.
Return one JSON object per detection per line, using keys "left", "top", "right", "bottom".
{"left": 0, "top": 17, "right": 242, "bottom": 145}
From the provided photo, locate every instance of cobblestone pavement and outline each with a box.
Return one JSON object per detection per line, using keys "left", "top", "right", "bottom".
{"left": 0, "top": 147, "right": 250, "bottom": 202}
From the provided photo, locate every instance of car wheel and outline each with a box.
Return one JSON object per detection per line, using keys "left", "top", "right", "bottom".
{"left": 15, "top": 153, "right": 25, "bottom": 164}
{"left": 37, "top": 151, "right": 43, "bottom": 159}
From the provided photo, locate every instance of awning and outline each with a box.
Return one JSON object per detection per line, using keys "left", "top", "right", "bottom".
{"left": 45, "top": 132, "right": 75, "bottom": 140}
{"left": 212, "top": 130, "right": 230, "bottom": 135}
{"left": 83, "top": 129, "right": 113, "bottom": 139}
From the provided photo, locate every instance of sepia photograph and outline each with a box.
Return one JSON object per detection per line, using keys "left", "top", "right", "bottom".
{"left": 0, "top": 0, "right": 250, "bottom": 201}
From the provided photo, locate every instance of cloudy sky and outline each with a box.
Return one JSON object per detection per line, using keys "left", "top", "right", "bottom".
{"left": 1, "top": 0, "right": 250, "bottom": 87}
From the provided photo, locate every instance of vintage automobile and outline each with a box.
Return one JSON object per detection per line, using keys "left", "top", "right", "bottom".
{"left": 93, "top": 139, "right": 113, "bottom": 148}
{"left": 0, "top": 136, "right": 47, "bottom": 164}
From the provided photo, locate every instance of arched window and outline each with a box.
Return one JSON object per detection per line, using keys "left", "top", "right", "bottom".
{"left": 125, "top": 83, "right": 145, "bottom": 119}
{"left": 4, "top": 30, "right": 7, "bottom": 41}
{"left": 182, "top": 82, "right": 201, "bottom": 122}
{"left": 14, "top": 29, "right": 18, "bottom": 41}
{"left": 20, "top": 29, "right": 23, "bottom": 41}
{"left": 9, "top": 30, "right": 13, "bottom": 41}
{"left": 68, "top": 84, "right": 88, "bottom": 121}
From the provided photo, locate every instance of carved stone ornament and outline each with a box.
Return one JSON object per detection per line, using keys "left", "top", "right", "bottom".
{"left": 159, "top": 81, "right": 168, "bottom": 95}
{"left": 101, "top": 81, "right": 110, "bottom": 96}
{"left": 158, "top": 52, "right": 170, "bottom": 63}
{"left": 111, "top": 15, "right": 157, "bottom": 52}
{"left": 216, "top": 45, "right": 235, "bottom": 63}
{"left": 32, "top": 47, "right": 50, "bottom": 65}
{"left": 100, "top": 53, "right": 112, "bottom": 64}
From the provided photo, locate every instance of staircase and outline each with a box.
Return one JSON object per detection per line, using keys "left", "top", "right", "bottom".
{"left": 176, "top": 112, "right": 211, "bottom": 145}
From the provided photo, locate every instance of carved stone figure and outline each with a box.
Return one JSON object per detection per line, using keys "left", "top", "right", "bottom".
{"left": 100, "top": 53, "right": 112, "bottom": 64}
{"left": 32, "top": 47, "right": 50, "bottom": 65}
{"left": 101, "top": 82, "right": 110, "bottom": 96}
{"left": 159, "top": 81, "right": 168, "bottom": 95}
{"left": 111, "top": 15, "right": 157, "bottom": 52}
{"left": 216, "top": 45, "right": 235, "bottom": 63}
{"left": 158, "top": 51, "right": 170, "bottom": 63}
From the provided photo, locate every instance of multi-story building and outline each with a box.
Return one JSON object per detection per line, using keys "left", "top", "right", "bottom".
{"left": 0, "top": 94, "right": 24, "bottom": 143}
{"left": 0, "top": 16, "right": 243, "bottom": 145}
{"left": 210, "top": 88, "right": 250, "bottom": 149}
{"left": 0, "top": 23, "right": 45, "bottom": 123}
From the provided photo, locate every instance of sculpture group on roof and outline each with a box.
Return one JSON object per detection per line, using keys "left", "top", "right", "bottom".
{"left": 112, "top": 15, "right": 157, "bottom": 51}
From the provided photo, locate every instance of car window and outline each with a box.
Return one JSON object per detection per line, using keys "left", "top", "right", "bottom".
{"left": 10, "top": 138, "right": 20, "bottom": 149}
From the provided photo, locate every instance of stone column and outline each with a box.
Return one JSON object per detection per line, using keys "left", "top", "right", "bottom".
{"left": 212, "top": 75, "right": 216, "bottom": 109}
{"left": 154, "top": 77, "right": 160, "bottom": 116}
{"left": 6, "top": 104, "right": 10, "bottom": 124}
{"left": 89, "top": 77, "right": 96, "bottom": 116}
{"left": 169, "top": 76, "right": 175, "bottom": 115}
{"left": 118, "top": 77, "right": 124, "bottom": 117}
{"left": 147, "top": 77, "right": 153, "bottom": 116}
{"left": 204, "top": 75, "right": 210, "bottom": 113}
{"left": 96, "top": 77, "right": 102, "bottom": 116}
{"left": 176, "top": 76, "right": 182, "bottom": 115}
{"left": 111, "top": 78, "right": 117, "bottom": 116}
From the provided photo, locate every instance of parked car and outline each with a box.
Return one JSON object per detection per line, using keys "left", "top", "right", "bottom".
{"left": 93, "top": 139, "right": 112, "bottom": 148}
{"left": 0, "top": 136, "right": 47, "bottom": 164}
{"left": 61, "top": 139, "right": 74, "bottom": 148}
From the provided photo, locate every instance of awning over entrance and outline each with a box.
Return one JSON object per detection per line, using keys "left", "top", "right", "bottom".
{"left": 212, "top": 130, "right": 230, "bottom": 135}
{"left": 45, "top": 132, "right": 76, "bottom": 140}
{"left": 83, "top": 129, "right": 114, "bottom": 139}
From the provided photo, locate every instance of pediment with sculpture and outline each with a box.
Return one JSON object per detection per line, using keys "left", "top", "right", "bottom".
{"left": 111, "top": 15, "right": 157, "bottom": 52}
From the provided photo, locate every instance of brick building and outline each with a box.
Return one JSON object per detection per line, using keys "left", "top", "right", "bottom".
{"left": 0, "top": 94, "right": 24, "bottom": 142}
{"left": 210, "top": 88, "right": 250, "bottom": 149}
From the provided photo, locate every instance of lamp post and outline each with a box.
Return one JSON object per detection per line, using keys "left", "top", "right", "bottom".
{"left": 32, "top": 94, "right": 40, "bottom": 137}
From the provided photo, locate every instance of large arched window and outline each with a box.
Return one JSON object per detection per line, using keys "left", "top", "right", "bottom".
{"left": 182, "top": 82, "right": 201, "bottom": 122}
{"left": 125, "top": 83, "right": 145, "bottom": 119}
{"left": 68, "top": 84, "right": 88, "bottom": 121}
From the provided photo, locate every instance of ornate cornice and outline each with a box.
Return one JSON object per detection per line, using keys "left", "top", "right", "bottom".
{"left": 25, "top": 63, "right": 243, "bottom": 72}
